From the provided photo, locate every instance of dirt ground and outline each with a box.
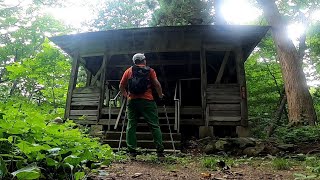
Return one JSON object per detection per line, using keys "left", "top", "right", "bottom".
{"left": 87, "top": 141, "right": 320, "bottom": 180}
{"left": 89, "top": 156, "right": 306, "bottom": 180}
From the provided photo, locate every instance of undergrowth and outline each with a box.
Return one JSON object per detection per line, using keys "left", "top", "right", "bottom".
{"left": 274, "top": 125, "right": 320, "bottom": 143}
{"left": 0, "top": 100, "right": 114, "bottom": 179}
{"left": 272, "top": 158, "right": 291, "bottom": 170}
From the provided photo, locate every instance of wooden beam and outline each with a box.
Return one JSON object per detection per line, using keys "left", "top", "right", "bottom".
{"left": 156, "top": 53, "right": 169, "bottom": 96}
{"left": 207, "top": 63, "right": 218, "bottom": 73}
{"left": 236, "top": 48, "right": 248, "bottom": 126}
{"left": 79, "top": 57, "right": 86, "bottom": 66}
{"left": 109, "top": 59, "right": 200, "bottom": 68}
{"left": 64, "top": 52, "right": 80, "bottom": 120}
{"left": 97, "top": 53, "right": 109, "bottom": 123}
{"left": 202, "top": 44, "right": 234, "bottom": 51}
{"left": 215, "top": 51, "right": 230, "bottom": 83}
{"left": 85, "top": 69, "right": 92, "bottom": 87}
{"left": 200, "top": 47, "right": 207, "bottom": 126}
{"left": 90, "top": 58, "right": 107, "bottom": 86}
{"left": 114, "top": 98, "right": 126, "bottom": 129}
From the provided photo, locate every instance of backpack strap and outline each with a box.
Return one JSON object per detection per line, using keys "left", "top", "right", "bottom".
{"left": 132, "top": 65, "right": 151, "bottom": 77}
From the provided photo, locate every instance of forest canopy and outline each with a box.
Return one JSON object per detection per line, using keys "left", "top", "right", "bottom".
{"left": 0, "top": 0, "right": 320, "bottom": 179}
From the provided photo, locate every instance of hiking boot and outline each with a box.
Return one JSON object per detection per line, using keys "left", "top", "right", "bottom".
{"left": 128, "top": 152, "right": 137, "bottom": 160}
{"left": 157, "top": 152, "right": 165, "bottom": 161}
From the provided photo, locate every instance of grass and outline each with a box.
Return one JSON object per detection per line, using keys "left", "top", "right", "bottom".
{"left": 272, "top": 158, "right": 292, "bottom": 170}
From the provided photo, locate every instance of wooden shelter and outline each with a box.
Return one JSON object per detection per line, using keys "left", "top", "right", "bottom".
{"left": 50, "top": 25, "right": 269, "bottom": 150}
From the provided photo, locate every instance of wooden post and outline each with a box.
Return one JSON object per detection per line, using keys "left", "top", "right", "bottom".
{"left": 215, "top": 51, "right": 230, "bottom": 84}
{"left": 97, "top": 53, "right": 109, "bottom": 123}
{"left": 236, "top": 48, "right": 248, "bottom": 126}
{"left": 64, "top": 52, "right": 80, "bottom": 120}
{"left": 200, "top": 47, "right": 207, "bottom": 126}
{"left": 178, "top": 80, "right": 182, "bottom": 106}
{"left": 85, "top": 69, "right": 92, "bottom": 87}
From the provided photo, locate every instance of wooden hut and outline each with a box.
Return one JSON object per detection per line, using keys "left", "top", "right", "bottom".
{"left": 50, "top": 25, "right": 269, "bottom": 150}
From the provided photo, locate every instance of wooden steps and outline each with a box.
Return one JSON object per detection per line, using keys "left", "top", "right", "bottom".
{"left": 101, "top": 131, "right": 181, "bottom": 141}
{"left": 104, "top": 140, "right": 180, "bottom": 150}
{"left": 99, "top": 105, "right": 181, "bottom": 150}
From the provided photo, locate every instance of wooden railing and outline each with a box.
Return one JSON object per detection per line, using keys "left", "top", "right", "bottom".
{"left": 108, "top": 91, "right": 121, "bottom": 130}
{"left": 174, "top": 82, "right": 180, "bottom": 133}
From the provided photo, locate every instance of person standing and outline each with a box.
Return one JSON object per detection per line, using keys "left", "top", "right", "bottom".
{"left": 119, "top": 53, "right": 165, "bottom": 158}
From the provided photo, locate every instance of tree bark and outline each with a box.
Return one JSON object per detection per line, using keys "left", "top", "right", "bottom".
{"left": 267, "top": 90, "right": 287, "bottom": 137}
{"left": 256, "top": 0, "right": 317, "bottom": 125}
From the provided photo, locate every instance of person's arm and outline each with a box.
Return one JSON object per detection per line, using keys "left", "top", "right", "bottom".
{"left": 119, "top": 69, "right": 129, "bottom": 97}
{"left": 119, "top": 84, "right": 128, "bottom": 97}
{"left": 150, "top": 69, "right": 164, "bottom": 98}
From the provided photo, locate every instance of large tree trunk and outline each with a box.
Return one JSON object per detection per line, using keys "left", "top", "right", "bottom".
{"left": 256, "top": 0, "right": 317, "bottom": 125}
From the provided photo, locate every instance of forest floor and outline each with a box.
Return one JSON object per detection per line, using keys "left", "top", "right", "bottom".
{"left": 88, "top": 140, "right": 320, "bottom": 180}
{"left": 88, "top": 149, "right": 319, "bottom": 180}
{"left": 92, "top": 157, "right": 301, "bottom": 180}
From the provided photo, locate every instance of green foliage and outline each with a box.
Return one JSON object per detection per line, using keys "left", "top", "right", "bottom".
{"left": 11, "top": 165, "right": 41, "bottom": 180}
{"left": 0, "top": 100, "right": 113, "bottom": 179}
{"left": 274, "top": 125, "right": 320, "bottom": 143}
{"left": 294, "top": 156, "right": 320, "bottom": 179}
{"left": 272, "top": 158, "right": 291, "bottom": 170}
{"left": 151, "top": 0, "right": 213, "bottom": 26}
{"left": 308, "top": 23, "right": 320, "bottom": 77}
{"left": 0, "top": 157, "right": 7, "bottom": 178}
{"left": 5, "top": 40, "right": 71, "bottom": 107}
{"left": 91, "top": 0, "right": 152, "bottom": 30}
{"left": 0, "top": 1, "right": 71, "bottom": 102}
{"left": 294, "top": 173, "right": 318, "bottom": 180}
{"left": 245, "top": 36, "right": 285, "bottom": 138}
{"left": 202, "top": 157, "right": 218, "bottom": 170}
{"left": 246, "top": 38, "right": 283, "bottom": 117}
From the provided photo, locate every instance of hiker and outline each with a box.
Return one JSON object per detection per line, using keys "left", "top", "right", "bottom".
{"left": 119, "top": 53, "right": 165, "bottom": 158}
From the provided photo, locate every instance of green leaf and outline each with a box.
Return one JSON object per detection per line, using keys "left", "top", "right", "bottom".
{"left": 15, "top": 141, "right": 32, "bottom": 154}
{"left": 46, "top": 158, "right": 58, "bottom": 167}
{"left": 64, "top": 163, "right": 74, "bottom": 171}
{"left": 74, "top": 171, "right": 85, "bottom": 180}
{"left": 11, "top": 166, "right": 41, "bottom": 180}
{"left": 0, "top": 157, "right": 8, "bottom": 178}
{"left": 47, "top": 147, "right": 61, "bottom": 154}
{"left": 8, "top": 136, "right": 14, "bottom": 143}
{"left": 64, "top": 155, "right": 81, "bottom": 166}
{"left": 36, "top": 153, "right": 45, "bottom": 161}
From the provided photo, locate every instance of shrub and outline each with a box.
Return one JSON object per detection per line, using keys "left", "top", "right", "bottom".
{"left": 0, "top": 100, "right": 113, "bottom": 179}
{"left": 274, "top": 125, "right": 320, "bottom": 143}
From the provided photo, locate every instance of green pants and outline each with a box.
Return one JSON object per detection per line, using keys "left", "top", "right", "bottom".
{"left": 126, "top": 98, "right": 164, "bottom": 153}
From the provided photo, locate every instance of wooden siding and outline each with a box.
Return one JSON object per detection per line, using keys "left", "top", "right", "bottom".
{"left": 206, "top": 84, "right": 241, "bottom": 123}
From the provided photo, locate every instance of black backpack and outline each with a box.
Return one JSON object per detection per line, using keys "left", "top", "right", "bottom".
{"left": 128, "top": 65, "right": 151, "bottom": 94}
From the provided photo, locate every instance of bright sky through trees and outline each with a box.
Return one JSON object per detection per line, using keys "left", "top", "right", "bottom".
{"left": 44, "top": 0, "right": 319, "bottom": 41}
{"left": 3, "top": 0, "right": 320, "bottom": 43}
{"left": 221, "top": 0, "right": 262, "bottom": 24}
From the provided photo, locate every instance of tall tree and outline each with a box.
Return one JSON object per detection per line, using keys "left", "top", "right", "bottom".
{"left": 91, "top": 0, "right": 151, "bottom": 30}
{"left": 151, "top": 0, "right": 214, "bottom": 26}
{"left": 6, "top": 40, "right": 70, "bottom": 107}
{"left": 0, "top": 1, "right": 71, "bottom": 103}
{"left": 256, "top": 0, "right": 317, "bottom": 125}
